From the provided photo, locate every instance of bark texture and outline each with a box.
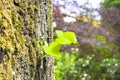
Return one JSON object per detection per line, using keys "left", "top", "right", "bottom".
{"left": 0, "top": 0, "right": 54, "bottom": 80}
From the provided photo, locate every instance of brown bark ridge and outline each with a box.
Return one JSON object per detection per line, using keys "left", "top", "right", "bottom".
{"left": 0, "top": 0, "right": 54, "bottom": 80}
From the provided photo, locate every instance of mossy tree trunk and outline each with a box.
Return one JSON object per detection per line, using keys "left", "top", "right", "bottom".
{"left": 0, "top": 0, "right": 54, "bottom": 80}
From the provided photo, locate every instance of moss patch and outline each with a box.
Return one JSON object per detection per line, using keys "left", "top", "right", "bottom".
{"left": 0, "top": 0, "right": 40, "bottom": 79}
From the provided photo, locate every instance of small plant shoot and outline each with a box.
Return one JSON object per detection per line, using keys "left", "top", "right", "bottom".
{"left": 43, "top": 30, "right": 78, "bottom": 58}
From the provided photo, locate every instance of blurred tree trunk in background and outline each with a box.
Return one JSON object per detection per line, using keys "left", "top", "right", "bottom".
{"left": 0, "top": 0, "right": 54, "bottom": 80}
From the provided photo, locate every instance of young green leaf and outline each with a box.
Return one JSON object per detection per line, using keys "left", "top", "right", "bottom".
{"left": 55, "top": 37, "right": 71, "bottom": 44}
{"left": 42, "top": 30, "right": 77, "bottom": 58}
{"left": 63, "top": 31, "right": 78, "bottom": 44}
{"left": 55, "top": 30, "right": 78, "bottom": 44}
{"left": 55, "top": 30, "right": 63, "bottom": 37}
{"left": 43, "top": 42, "right": 62, "bottom": 58}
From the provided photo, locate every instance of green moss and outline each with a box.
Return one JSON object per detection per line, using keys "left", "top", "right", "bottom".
{"left": 0, "top": 0, "right": 40, "bottom": 79}
{"left": 0, "top": 0, "right": 53, "bottom": 79}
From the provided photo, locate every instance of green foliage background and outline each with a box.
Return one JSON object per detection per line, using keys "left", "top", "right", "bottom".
{"left": 101, "top": 0, "right": 120, "bottom": 8}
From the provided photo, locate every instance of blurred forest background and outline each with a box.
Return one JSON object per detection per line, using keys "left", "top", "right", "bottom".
{"left": 52, "top": 0, "right": 120, "bottom": 80}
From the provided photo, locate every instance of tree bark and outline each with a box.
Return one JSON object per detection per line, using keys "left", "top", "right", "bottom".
{"left": 0, "top": 0, "right": 54, "bottom": 80}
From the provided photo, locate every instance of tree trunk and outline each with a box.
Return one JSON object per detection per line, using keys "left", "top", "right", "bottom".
{"left": 0, "top": 0, "right": 54, "bottom": 80}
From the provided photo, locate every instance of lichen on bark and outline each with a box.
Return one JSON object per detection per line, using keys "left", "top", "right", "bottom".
{"left": 0, "top": 0, "right": 53, "bottom": 80}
